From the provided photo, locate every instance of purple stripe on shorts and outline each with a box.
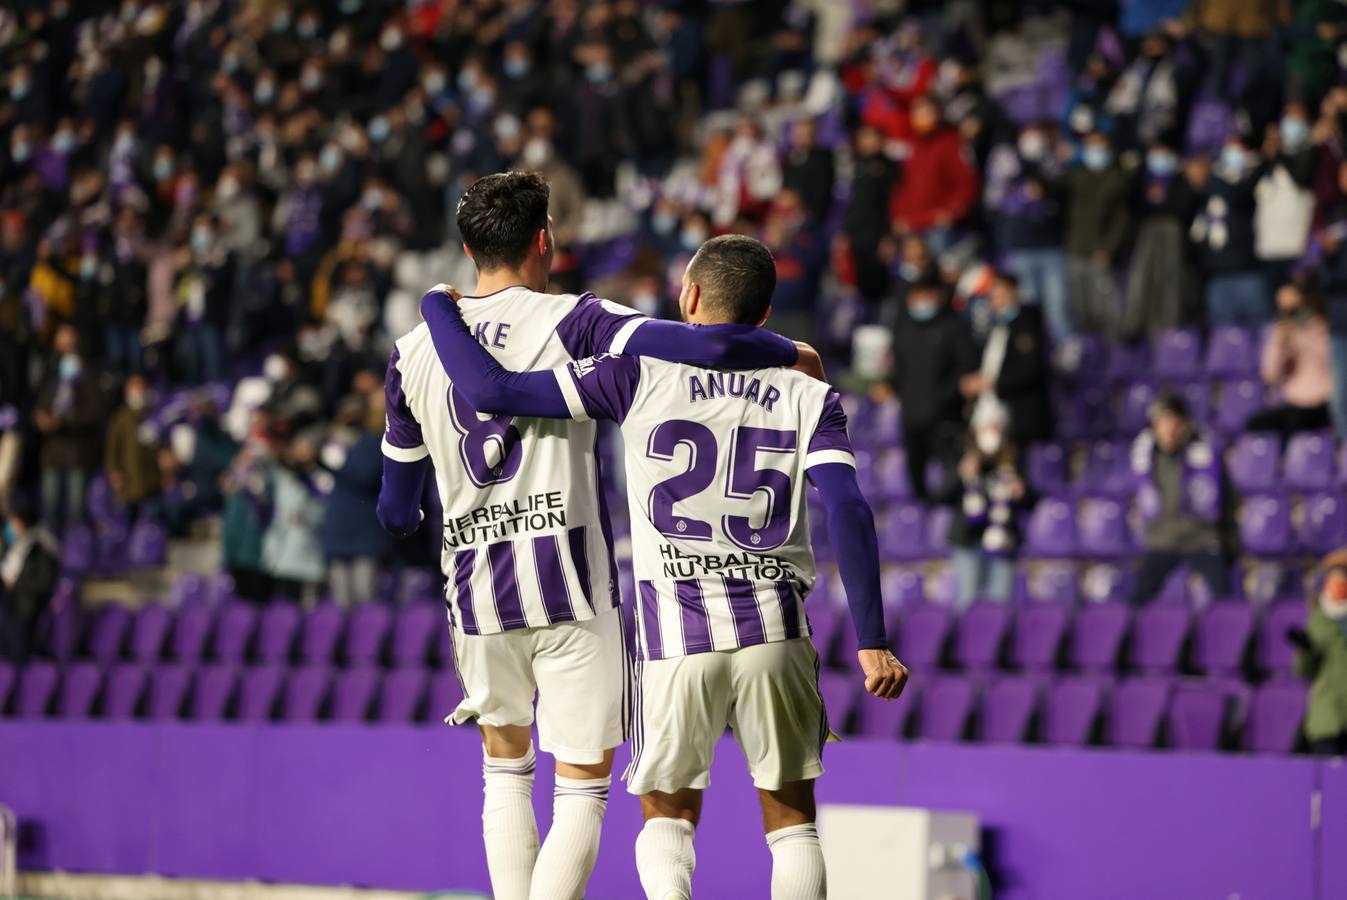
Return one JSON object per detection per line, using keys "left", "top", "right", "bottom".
{"left": 532, "top": 534, "right": 576, "bottom": 623}
{"left": 487, "top": 541, "right": 527, "bottom": 629}
{"left": 568, "top": 526, "right": 595, "bottom": 613}
{"left": 723, "top": 577, "right": 766, "bottom": 646}
{"left": 675, "top": 579, "right": 713, "bottom": 654}
{"left": 453, "top": 550, "right": 479, "bottom": 635}
{"left": 638, "top": 580, "right": 663, "bottom": 660}
{"left": 776, "top": 581, "right": 802, "bottom": 639}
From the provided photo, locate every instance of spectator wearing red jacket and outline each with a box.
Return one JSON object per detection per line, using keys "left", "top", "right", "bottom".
{"left": 890, "top": 96, "right": 978, "bottom": 253}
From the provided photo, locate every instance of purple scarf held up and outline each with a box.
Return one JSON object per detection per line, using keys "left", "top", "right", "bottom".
{"left": 1131, "top": 431, "right": 1221, "bottom": 525}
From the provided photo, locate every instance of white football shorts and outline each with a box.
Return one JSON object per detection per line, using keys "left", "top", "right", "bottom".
{"left": 624, "top": 637, "right": 829, "bottom": 795}
{"left": 447, "top": 607, "right": 627, "bottom": 765}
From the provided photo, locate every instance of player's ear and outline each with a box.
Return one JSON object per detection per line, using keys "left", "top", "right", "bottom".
{"left": 685, "top": 281, "right": 699, "bottom": 317}
{"left": 534, "top": 227, "right": 548, "bottom": 257}
{"left": 756, "top": 304, "right": 771, "bottom": 327}
{"left": 462, "top": 243, "right": 474, "bottom": 260}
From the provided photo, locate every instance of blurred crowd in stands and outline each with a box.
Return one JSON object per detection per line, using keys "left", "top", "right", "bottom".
{"left": 1, "top": 0, "right": 1346, "bottom": 649}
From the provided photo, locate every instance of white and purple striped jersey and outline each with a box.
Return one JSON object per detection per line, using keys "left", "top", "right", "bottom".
{"left": 551, "top": 354, "right": 855, "bottom": 660}
{"left": 383, "top": 287, "right": 649, "bottom": 635}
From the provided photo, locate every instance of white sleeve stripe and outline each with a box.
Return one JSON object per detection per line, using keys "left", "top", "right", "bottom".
{"left": 607, "top": 316, "right": 646, "bottom": 355}
{"left": 555, "top": 368, "right": 591, "bottom": 421}
{"left": 805, "top": 449, "right": 856, "bottom": 469}
{"left": 381, "top": 436, "right": 430, "bottom": 462}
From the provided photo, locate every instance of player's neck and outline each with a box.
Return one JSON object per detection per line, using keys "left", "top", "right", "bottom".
{"left": 473, "top": 267, "right": 545, "bottom": 297}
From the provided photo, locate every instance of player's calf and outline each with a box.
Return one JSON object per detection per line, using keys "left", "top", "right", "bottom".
{"left": 529, "top": 752, "right": 615, "bottom": 900}
{"left": 636, "top": 790, "right": 702, "bottom": 900}
{"left": 761, "top": 780, "right": 825, "bottom": 900}
{"left": 481, "top": 725, "right": 540, "bottom": 900}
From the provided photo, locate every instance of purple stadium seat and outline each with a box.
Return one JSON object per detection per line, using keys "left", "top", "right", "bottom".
{"left": 1245, "top": 681, "right": 1307, "bottom": 753}
{"left": 1077, "top": 497, "right": 1131, "bottom": 559}
{"left": 147, "top": 664, "right": 193, "bottom": 720}
{"left": 86, "top": 474, "right": 126, "bottom": 524}
{"left": 917, "top": 675, "right": 976, "bottom": 742}
{"left": 925, "top": 566, "right": 960, "bottom": 607}
{"left": 95, "top": 521, "right": 130, "bottom": 575}
{"left": 832, "top": 610, "right": 860, "bottom": 673}
{"left": 1176, "top": 382, "right": 1213, "bottom": 429}
{"left": 171, "top": 605, "right": 214, "bottom": 662}
{"left": 45, "top": 579, "right": 82, "bottom": 662}
{"left": 378, "top": 668, "right": 429, "bottom": 723}
{"left": 1167, "top": 681, "right": 1245, "bottom": 751}
{"left": 171, "top": 573, "right": 209, "bottom": 608}
{"left": 1193, "top": 603, "right": 1254, "bottom": 676}
{"left": 1080, "top": 442, "right": 1133, "bottom": 496}
{"left": 1131, "top": 605, "right": 1191, "bottom": 673}
{"left": 104, "top": 664, "right": 148, "bottom": 719}
{"left": 880, "top": 569, "right": 925, "bottom": 609}
{"left": 880, "top": 502, "right": 928, "bottom": 562}
{"left": 15, "top": 661, "right": 58, "bottom": 718}
{"left": 1011, "top": 604, "right": 1071, "bottom": 672}
{"left": 0, "top": 660, "right": 14, "bottom": 712}
{"left": 127, "top": 521, "right": 168, "bottom": 568}
{"left": 980, "top": 676, "right": 1041, "bottom": 743}
{"left": 237, "top": 665, "right": 285, "bottom": 722}
{"left": 809, "top": 601, "right": 842, "bottom": 663}
{"left": 1105, "top": 341, "right": 1150, "bottom": 384}
{"left": 1108, "top": 676, "right": 1173, "bottom": 749}
{"left": 87, "top": 604, "right": 133, "bottom": 664}
{"left": 1043, "top": 676, "right": 1110, "bottom": 746}
{"left": 427, "top": 673, "right": 465, "bottom": 723}
{"left": 281, "top": 665, "right": 332, "bottom": 722}
{"left": 892, "top": 604, "right": 953, "bottom": 670}
{"left": 1070, "top": 601, "right": 1131, "bottom": 673}
{"left": 853, "top": 683, "right": 917, "bottom": 739}
{"left": 925, "top": 506, "right": 952, "bottom": 557}
{"left": 1239, "top": 494, "right": 1293, "bottom": 557}
{"left": 819, "top": 671, "right": 859, "bottom": 734}
{"left": 1297, "top": 492, "right": 1347, "bottom": 556}
{"left": 299, "top": 604, "right": 347, "bottom": 665}
{"left": 1022, "top": 498, "right": 1077, "bottom": 558}
{"left": 1282, "top": 432, "right": 1335, "bottom": 492}
{"left": 953, "top": 602, "right": 1012, "bottom": 671}
{"left": 330, "top": 667, "right": 380, "bottom": 722}
{"left": 256, "top": 604, "right": 302, "bottom": 663}
{"left": 1227, "top": 434, "right": 1280, "bottom": 493}
{"left": 1026, "top": 443, "right": 1069, "bottom": 495}
{"left": 1117, "top": 384, "right": 1158, "bottom": 437}
{"left": 191, "top": 664, "right": 239, "bottom": 721}
{"left": 212, "top": 604, "right": 258, "bottom": 664}
{"left": 344, "top": 604, "right": 394, "bottom": 666}
{"left": 391, "top": 603, "right": 442, "bottom": 668}
{"left": 1152, "top": 329, "right": 1203, "bottom": 382}
{"left": 129, "top": 604, "right": 173, "bottom": 663}
{"left": 60, "top": 525, "right": 96, "bottom": 575}
{"left": 1204, "top": 327, "right": 1258, "bottom": 379}
{"left": 877, "top": 448, "right": 914, "bottom": 501}
{"left": 1214, "top": 379, "right": 1265, "bottom": 435}
{"left": 1258, "top": 599, "right": 1305, "bottom": 679}
{"left": 58, "top": 661, "right": 103, "bottom": 718}
{"left": 1025, "top": 564, "right": 1079, "bottom": 604}
{"left": 206, "top": 572, "right": 240, "bottom": 606}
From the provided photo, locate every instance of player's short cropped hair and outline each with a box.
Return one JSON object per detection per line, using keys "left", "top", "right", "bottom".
{"left": 686, "top": 234, "right": 777, "bottom": 325}
{"left": 456, "top": 171, "right": 550, "bottom": 272}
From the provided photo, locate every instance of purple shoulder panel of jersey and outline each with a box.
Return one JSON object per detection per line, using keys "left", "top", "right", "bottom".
{"left": 566, "top": 354, "right": 643, "bottom": 423}
{"left": 554, "top": 292, "right": 644, "bottom": 360}
{"left": 806, "top": 388, "right": 852, "bottom": 457}
{"left": 382, "top": 346, "right": 426, "bottom": 457}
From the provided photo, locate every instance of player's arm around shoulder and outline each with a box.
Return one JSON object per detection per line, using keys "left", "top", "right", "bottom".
{"left": 791, "top": 342, "right": 828, "bottom": 382}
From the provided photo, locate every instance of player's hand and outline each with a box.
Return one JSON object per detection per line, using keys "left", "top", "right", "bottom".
{"left": 430, "top": 283, "right": 463, "bottom": 302}
{"left": 792, "top": 342, "right": 828, "bottom": 382}
{"left": 858, "top": 648, "right": 908, "bottom": 700}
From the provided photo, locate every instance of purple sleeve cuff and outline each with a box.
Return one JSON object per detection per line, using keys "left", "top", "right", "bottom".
{"left": 382, "top": 347, "right": 427, "bottom": 461}
{"left": 805, "top": 389, "right": 854, "bottom": 467}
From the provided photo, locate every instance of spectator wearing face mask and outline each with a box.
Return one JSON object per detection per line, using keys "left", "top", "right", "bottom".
{"left": 1255, "top": 103, "right": 1317, "bottom": 291}
{"left": 262, "top": 435, "right": 328, "bottom": 603}
{"left": 1121, "top": 140, "right": 1200, "bottom": 337}
{"left": 782, "top": 118, "right": 836, "bottom": 222}
{"left": 946, "top": 401, "right": 1034, "bottom": 609}
{"left": 960, "top": 273, "right": 1054, "bottom": 447}
{"left": 321, "top": 398, "right": 388, "bottom": 607}
{"left": 762, "top": 189, "right": 827, "bottom": 343}
{"left": 840, "top": 125, "right": 900, "bottom": 303}
{"left": 985, "top": 122, "right": 1069, "bottom": 343}
{"left": 0, "top": 497, "right": 59, "bottom": 662}
{"left": 104, "top": 375, "right": 162, "bottom": 523}
{"left": 1291, "top": 547, "right": 1347, "bottom": 756}
{"left": 889, "top": 95, "right": 978, "bottom": 253}
{"left": 1191, "top": 137, "right": 1270, "bottom": 326}
{"left": 35, "top": 326, "right": 103, "bottom": 532}
{"left": 884, "top": 274, "right": 978, "bottom": 503}
{"left": 174, "top": 215, "right": 232, "bottom": 384}
{"left": 1319, "top": 163, "right": 1347, "bottom": 439}
{"left": 1246, "top": 282, "right": 1332, "bottom": 440}
{"left": 1064, "top": 130, "right": 1133, "bottom": 335}
{"left": 1127, "top": 395, "right": 1235, "bottom": 604}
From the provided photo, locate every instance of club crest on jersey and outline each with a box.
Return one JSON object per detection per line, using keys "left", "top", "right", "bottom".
{"left": 571, "top": 354, "right": 617, "bottom": 380}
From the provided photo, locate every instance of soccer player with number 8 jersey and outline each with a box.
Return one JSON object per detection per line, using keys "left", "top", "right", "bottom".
{"left": 418, "top": 233, "right": 909, "bottom": 900}
{"left": 376, "top": 173, "right": 805, "bottom": 900}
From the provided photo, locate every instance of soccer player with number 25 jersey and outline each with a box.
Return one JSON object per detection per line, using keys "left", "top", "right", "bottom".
{"left": 376, "top": 174, "right": 804, "bottom": 900}
{"left": 419, "top": 233, "right": 909, "bottom": 900}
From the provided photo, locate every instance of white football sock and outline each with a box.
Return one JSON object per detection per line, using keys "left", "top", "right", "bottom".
{"left": 766, "top": 823, "right": 826, "bottom": 900}
{"left": 482, "top": 744, "right": 539, "bottom": 900}
{"left": 529, "top": 774, "right": 610, "bottom": 900}
{"left": 635, "top": 817, "right": 696, "bottom": 900}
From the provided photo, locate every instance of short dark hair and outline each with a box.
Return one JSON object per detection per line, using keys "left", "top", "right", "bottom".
{"left": 1149, "top": 392, "right": 1190, "bottom": 422}
{"left": 993, "top": 271, "right": 1020, "bottom": 291}
{"left": 686, "top": 234, "right": 776, "bottom": 325}
{"left": 456, "top": 171, "right": 550, "bottom": 272}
